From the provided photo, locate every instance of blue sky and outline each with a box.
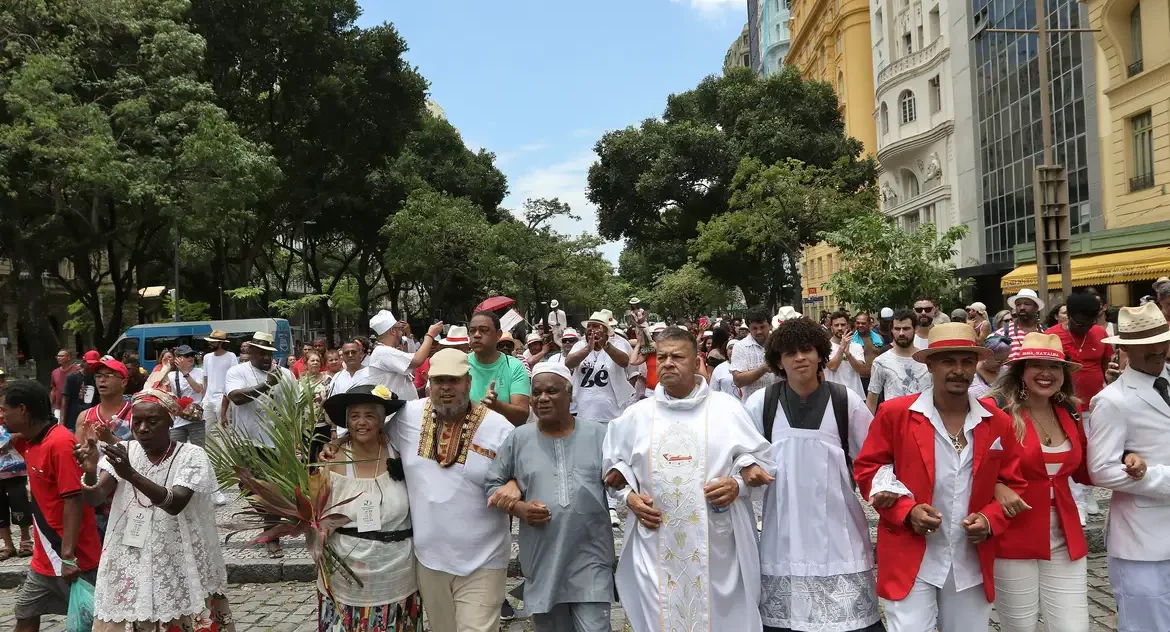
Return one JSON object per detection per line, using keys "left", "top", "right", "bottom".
{"left": 357, "top": 0, "right": 748, "bottom": 263}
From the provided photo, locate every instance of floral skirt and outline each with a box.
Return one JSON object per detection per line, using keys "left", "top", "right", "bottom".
{"left": 93, "top": 595, "right": 235, "bottom": 632}
{"left": 317, "top": 591, "right": 423, "bottom": 632}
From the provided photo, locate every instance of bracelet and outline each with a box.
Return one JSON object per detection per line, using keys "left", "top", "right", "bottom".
{"left": 80, "top": 472, "right": 100, "bottom": 491}
{"left": 160, "top": 489, "right": 174, "bottom": 510}
{"left": 60, "top": 558, "right": 78, "bottom": 568}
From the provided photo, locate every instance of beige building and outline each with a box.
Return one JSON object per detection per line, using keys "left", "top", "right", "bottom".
{"left": 785, "top": 0, "right": 877, "bottom": 315}
{"left": 724, "top": 23, "right": 752, "bottom": 74}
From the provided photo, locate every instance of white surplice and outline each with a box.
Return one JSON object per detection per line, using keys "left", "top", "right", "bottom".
{"left": 603, "top": 377, "right": 774, "bottom": 632}
{"left": 744, "top": 385, "right": 882, "bottom": 632}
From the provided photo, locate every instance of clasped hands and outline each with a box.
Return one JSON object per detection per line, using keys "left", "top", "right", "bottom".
{"left": 600, "top": 464, "right": 773, "bottom": 530}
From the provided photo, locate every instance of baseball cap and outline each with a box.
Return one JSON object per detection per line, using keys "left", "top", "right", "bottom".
{"left": 93, "top": 355, "right": 128, "bottom": 378}
{"left": 83, "top": 350, "right": 101, "bottom": 366}
{"left": 174, "top": 344, "right": 197, "bottom": 357}
{"left": 429, "top": 349, "right": 470, "bottom": 378}
{"left": 879, "top": 307, "right": 894, "bottom": 319}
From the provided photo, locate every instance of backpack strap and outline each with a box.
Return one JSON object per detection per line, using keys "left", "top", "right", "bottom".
{"left": 826, "top": 382, "right": 853, "bottom": 476}
{"left": 762, "top": 383, "right": 783, "bottom": 443}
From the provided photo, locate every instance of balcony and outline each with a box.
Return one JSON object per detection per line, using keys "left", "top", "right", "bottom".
{"left": 883, "top": 184, "right": 952, "bottom": 220}
{"left": 1130, "top": 172, "right": 1155, "bottom": 192}
{"left": 1128, "top": 59, "right": 1144, "bottom": 77}
{"left": 876, "top": 38, "right": 943, "bottom": 93}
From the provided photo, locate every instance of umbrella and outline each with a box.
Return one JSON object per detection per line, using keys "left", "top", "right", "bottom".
{"left": 475, "top": 296, "right": 515, "bottom": 312}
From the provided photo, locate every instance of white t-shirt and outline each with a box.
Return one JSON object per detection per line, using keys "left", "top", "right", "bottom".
{"left": 868, "top": 351, "right": 933, "bottom": 401}
{"left": 709, "top": 361, "right": 740, "bottom": 398}
{"left": 224, "top": 364, "right": 296, "bottom": 447}
{"left": 366, "top": 344, "right": 418, "bottom": 401}
{"left": 388, "top": 399, "right": 514, "bottom": 576}
{"left": 202, "top": 352, "right": 237, "bottom": 403}
{"left": 825, "top": 341, "right": 866, "bottom": 397}
{"left": 568, "top": 338, "right": 634, "bottom": 423}
{"left": 168, "top": 367, "right": 205, "bottom": 428}
{"left": 914, "top": 334, "right": 930, "bottom": 350}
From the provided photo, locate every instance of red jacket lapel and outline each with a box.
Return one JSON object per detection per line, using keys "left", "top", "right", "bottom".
{"left": 910, "top": 410, "right": 936, "bottom": 490}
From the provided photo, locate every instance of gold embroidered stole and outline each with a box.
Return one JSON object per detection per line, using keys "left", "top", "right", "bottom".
{"left": 417, "top": 401, "right": 488, "bottom": 467}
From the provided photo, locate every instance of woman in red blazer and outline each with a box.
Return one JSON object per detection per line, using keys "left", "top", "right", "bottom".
{"left": 986, "top": 333, "right": 1146, "bottom": 632}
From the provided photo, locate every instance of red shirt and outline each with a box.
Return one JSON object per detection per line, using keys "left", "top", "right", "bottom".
{"left": 291, "top": 357, "right": 306, "bottom": 379}
{"left": 645, "top": 354, "right": 659, "bottom": 390}
{"left": 13, "top": 425, "right": 101, "bottom": 575}
{"left": 413, "top": 357, "right": 430, "bottom": 389}
{"left": 1047, "top": 324, "right": 1112, "bottom": 411}
{"left": 50, "top": 365, "right": 77, "bottom": 410}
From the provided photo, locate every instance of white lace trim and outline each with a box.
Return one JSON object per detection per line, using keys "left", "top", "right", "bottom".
{"left": 760, "top": 571, "right": 882, "bottom": 631}
{"left": 867, "top": 463, "right": 914, "bottom": 502}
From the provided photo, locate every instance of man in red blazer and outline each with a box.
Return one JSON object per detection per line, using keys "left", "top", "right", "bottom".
{"left": 854, "top": 323, "right": 1027, "bottom": 632}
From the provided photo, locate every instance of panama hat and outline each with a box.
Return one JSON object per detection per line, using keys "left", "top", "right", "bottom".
{"left": 912, "top": 323, "right": 993, "bottom": 363}
{"left": 323, "top": 384, "right": 405, "bottom": 428}
{"left": 967, "top": 302, "right": 988, "bottom": 317}
{"left": 550, "top": 299, "right": 560, "bottom": 309}
{"left": 1103, "top": 302, "right": 1170, "bottom": 346}
{"left": 561, "top": 327, "right": 580, "bottom": 340}
{"left": 628, "top": 297, "right": 641, "bottom": 305}
{"left": 248, "top": 331, "right": 277, "bottom": 352}
{"left": 525, "top": 332, "right": 542, "bottom": 345}
{"left": 205, "top": 329, "right": 229, "bottom": 344}
{"left": 1007, "top": 288, "right": 1045, "bottom": 311}
{"left": 582, "top": 311, "right": 614, "bottom": 335}
{"left": 438, "top": 325, "right": 469, "bottom": 347}
{"left": 1005, "top": 332, "right": 1081, "bottom": 371}
{"left": 650, "top": 322, "right": 667, "bottom": 334}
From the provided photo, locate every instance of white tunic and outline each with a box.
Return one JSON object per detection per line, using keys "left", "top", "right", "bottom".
{"left": 745, "top": 385, "right": 881, "bottom": 631}
{"left": 94, "top": 442, "right": 227, "bottom": 624}
{"left": 603, "top": 377, "right": 773, "bottom": 632}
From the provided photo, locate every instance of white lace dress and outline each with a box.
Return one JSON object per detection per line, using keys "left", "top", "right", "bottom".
{"left": 94, "top": 442, "right": 228, "bottom": 624}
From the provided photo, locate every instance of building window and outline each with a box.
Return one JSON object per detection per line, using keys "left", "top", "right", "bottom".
{"left": 928, "top": 6, "right": 940, "bottom": 41}
{"left": 902, "top": 32, "right": 913, "bottom": 55}
{"left": 742, "top": 53, "right": 750, "bottom": 67}
{"left": 880, "top": 103, "right": 889, "bottom": 134}
{"left": 899, "top": 90, "right": 917, "bottom": 124}
{"left": 1131, "top": 110, "right": 1154, "bottom": 191}
{"left": 837, "top": 71, "right": 845, "bottom": 96}
{"left": 903, "top": 170, "right": 920, "bottom": 199}
{"left": 1129, "top": 4, "right": 1144, "bottom": 76}
{"left": 929, "top": 76, "right": 941, "bottom": 113}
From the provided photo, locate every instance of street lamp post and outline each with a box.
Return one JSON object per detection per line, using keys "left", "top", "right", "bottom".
{"left": 979, "top": 0, "right": 1097, "bottom": 300}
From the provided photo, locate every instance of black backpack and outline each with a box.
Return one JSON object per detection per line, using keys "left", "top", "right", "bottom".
{"left": 762, "top": 381, "right": 854, "bottom": 475}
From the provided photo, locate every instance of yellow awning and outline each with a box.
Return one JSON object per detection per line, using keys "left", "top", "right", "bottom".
{"left": 1001, "top": 246, "right": 1170, "bottom": 293}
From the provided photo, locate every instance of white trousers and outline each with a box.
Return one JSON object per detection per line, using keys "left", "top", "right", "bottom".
{"left": 883, "top": 570, "right": 991, "bottom": 632}
{"left": 994, "top": 554, "right": 1088, "bottom": 631}
{"left": 1109, "top": 556, "right": 1170, "bottom": 632}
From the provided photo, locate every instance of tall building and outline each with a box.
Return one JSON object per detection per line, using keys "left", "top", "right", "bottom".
{"left": 870, "top": 0, "right": 980, "bottom": 268}
{"left": 968, "top": 0, "right": 1103, "bottom": 304}
{"left": 724, "top": 23, "right": 753, "bottom": 74}
{"left": 760, "top": 0, "right": 792, "bottom": 76}
{"left": 786, "top": 0, "right": 875, "bottom": 315}
{"left": 748, "top": 0, "right": 764, "bottom": 74}
{"left": 1000, "top": 0, "right": 1170, "bottom": 306}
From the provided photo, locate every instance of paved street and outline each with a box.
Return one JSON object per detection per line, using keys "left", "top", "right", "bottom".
{"left": 0, "top": 553, "right": 1121, "bottom": 631}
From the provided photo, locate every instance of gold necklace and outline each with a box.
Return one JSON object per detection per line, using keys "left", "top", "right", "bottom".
{"left": 948, "top": 429, "right": 965, "bottom": 453}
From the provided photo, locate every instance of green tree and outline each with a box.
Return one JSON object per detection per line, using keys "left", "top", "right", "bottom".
{"left": 692, "top": 158, "right": 875, "bottom": 307}
{"left": 587, "top": 66, "right": 874, "bottom": 273}
{"left": 823, "top": 213, "right": 972, "bottom": 311}
{"left": 382, "top": 188, "right": 491, "bottom": 319}
{"left": 648, "top": 263, "right": 731, "bottom": 322}
{"left": 0, "top": 0, "right": 278, "bottom": 378}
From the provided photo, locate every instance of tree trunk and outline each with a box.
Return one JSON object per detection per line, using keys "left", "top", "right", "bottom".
{"left": 14, "top": 263, "right": 62, "bottom": 385}
{"left": 355, "top": 255, "right": 371, "bottom": 336}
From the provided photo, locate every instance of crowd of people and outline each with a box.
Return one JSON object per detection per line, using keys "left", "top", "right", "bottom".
{"left": 0, "top": 283, "right": 1166, "bottom": 632}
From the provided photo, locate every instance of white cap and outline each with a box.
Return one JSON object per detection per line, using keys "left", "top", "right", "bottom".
{"left": 880, "top": 307, "right": 894, "bottom": 319}
{"left": 532, "top": 362, "right": 572, "bottom": 383}
{"left": 369, "top": 309, "right": 397, "bottom": 336}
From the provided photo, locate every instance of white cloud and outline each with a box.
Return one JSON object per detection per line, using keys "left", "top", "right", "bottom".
{"left": 494, "top": 142, "right": 550, "bottom": 166}
{"left": 502, "top": 150, "right": 624, "bottom": 265}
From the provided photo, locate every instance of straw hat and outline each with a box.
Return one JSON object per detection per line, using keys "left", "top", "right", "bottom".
{"left": 438, "top": 325, "right": 469, "bottom": 347}
{"left": 248, "top": 331, "right": 277, "bottom": 352}
{"left": 204, "top": 329, "right": 229, "bottom": 344}
{"left": 912, "top": 323, "right": 993, "bottom": 362}
{"left": 1102, "top": 302, "right": 1170, "bottom": 346}
{"left": 1005, "top": 332, "right": 1081, "bottom": 371}
{"left": 582, "top": 311, "right": 614, "bottom": 335}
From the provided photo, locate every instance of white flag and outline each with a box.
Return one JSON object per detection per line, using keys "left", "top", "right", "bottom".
{"left": 500, "top": 308, "right": 525, "bottom": 332}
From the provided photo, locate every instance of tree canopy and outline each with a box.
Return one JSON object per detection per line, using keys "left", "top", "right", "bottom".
{"left": 822, "top": 214, "right": 972, "bottom": 311}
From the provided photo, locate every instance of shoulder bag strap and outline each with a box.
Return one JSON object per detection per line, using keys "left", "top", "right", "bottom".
{"left": 826, "top": 382, "right": 853, "bottom": 477}
{"left": 762, "top": 383, "right": 782, "bottom": 443}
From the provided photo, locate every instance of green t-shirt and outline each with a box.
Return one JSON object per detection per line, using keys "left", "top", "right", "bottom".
{"left": 468, "top": 353, "right": 531, "bottom": 403}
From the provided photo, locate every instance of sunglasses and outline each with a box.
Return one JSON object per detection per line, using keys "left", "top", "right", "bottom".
{"left": 913, "top": 307, "right": 933, "bottom": 313}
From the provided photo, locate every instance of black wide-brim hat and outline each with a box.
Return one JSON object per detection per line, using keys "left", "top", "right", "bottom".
{"left": 323, "top": 383, "right": 405, "bottom": 428}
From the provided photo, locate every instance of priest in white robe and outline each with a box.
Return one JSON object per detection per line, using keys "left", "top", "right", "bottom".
{"left": 603, "top": 326, "right": 775, "bottom": 632}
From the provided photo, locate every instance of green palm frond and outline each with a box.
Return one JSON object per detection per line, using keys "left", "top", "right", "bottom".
{"left": 207, "top": 374, "right": 363, "bottom": 602}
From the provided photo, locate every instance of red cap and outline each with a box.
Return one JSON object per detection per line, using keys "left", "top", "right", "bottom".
{"left": 92, "top": 356, "right": 128, "bottom": 379}
{"left": 82, "top": 350, "right": 101, "bottom": 364}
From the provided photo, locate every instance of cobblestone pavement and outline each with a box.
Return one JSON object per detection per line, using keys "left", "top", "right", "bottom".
{"left": 0, "top": 553, "right": 1121, "bottom": 631}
